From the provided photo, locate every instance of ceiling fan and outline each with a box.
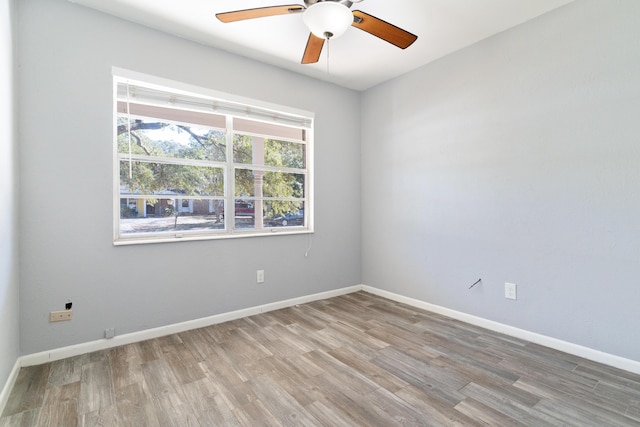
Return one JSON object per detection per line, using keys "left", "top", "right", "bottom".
{"left": 216, "top": 0, "right": 418, "bottom": 64}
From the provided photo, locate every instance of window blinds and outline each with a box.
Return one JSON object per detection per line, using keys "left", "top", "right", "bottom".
{"left": 115, "top": 80, "right": 313, "bottom": 131}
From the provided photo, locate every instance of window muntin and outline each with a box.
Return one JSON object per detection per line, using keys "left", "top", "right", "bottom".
{"left": 114, "top": 74, "right": 313, "bottom": 244}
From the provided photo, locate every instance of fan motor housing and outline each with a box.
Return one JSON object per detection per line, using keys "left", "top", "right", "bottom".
{"left": 304, "top": 0, "right": 354, "bottom": 8}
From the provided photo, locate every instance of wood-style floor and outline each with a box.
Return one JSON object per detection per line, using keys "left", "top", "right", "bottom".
{"left": 2, "top": 291, "right": 640, "bottom": 426}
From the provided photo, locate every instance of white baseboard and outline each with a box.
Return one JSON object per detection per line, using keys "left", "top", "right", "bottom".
{"left": 20, "top": 285, "right": 362, "bottom": 367}
{"left": 362, "top": 285, "right": 640, "bottom": 375}
{"left": 14, "top": 283, "right": 640, "bottom": 378}
{"left": 0, "top": 358, "right": 21, "bottom": 416}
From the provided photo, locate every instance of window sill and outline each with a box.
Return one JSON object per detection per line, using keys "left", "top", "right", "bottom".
{"left": 113, "top": 227, "right": 314, "bottom": 246}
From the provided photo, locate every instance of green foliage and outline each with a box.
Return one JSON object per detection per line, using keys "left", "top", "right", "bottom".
{"left": 264, "top": 139, "right": 305, "bottom": 169}
{"left": 233, "top": 134, "right": 253, "bottom": 164}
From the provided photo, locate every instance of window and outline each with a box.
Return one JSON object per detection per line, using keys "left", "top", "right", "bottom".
{"left": 113, "top": 70, "right": 313, "bottom": 244}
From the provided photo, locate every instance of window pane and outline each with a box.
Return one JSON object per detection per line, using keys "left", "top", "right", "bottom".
{"left": 233, "top": 134, "right": 253, "bottom": 164}
{"left": 234, "top": 199, "right": 255, "bottom": 229}
{"left": 234, "top": 169, "right": 304, "bottom": 198}
{"left": 117, "top": 117, "right": 226, "bottom": 162}
{"left": 233, "top": 135, "right": 305, "bottom": 169}
{"left": 120, "top": 160, "right": 224, "bottom": 197}
{"left": 119, "top": 198, "right": 225, "bottom": 234}
{"left": 265, "top": 139, "right": 305, "bottom": 169}
{"left": 264, "top": 201, "right": 304, "bottom": 227}
{"left": 263, "top": 171, "right": 305, "bottom": 198}
{"left": 234, "top": 168, "right": 256, "bottom": 197}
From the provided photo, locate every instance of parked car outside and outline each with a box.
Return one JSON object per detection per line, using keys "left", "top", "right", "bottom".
{"left": 219, "top": 201, "right": 255, "bottom": 219}
{"left": 269, "top": 209, "right": 304, "bottom": 226}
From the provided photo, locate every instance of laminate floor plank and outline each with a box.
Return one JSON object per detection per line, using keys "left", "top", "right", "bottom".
{"left": 3, "top": 291, "right": 640, "bottom": 426}
{"left": 135, "top": 339, "right": 163, "bottom": 363}
{"left": 256, "top": 356, "right": 325, "bottom": 407}
{"left": 454, "top": 396, "right": 527, "bottom": 426}
{"left": 0, "top": 409, "right": 40, "bottom": 427}
{"left": 491, "top": 340, "right": 583, "bottom": 375}
{"left": 196, "top": 392, "right": 243, "bottom": 427}
{"left": 304, "top": 401, "right": 353, "bottom": 427}
{"left": 114, "top": 382, "right": 161, "bottom": 427}
{"left": 232, "top": 399, "right": 282, "bottom": 427}
{"left": 459, "top": 382, "right": 561, "bottom": 426}
{"left": 417, "top": 330, "right": 509, "bottom": 369}
{"left": 327, "top": 346, "right": 410, "bottom": 393}
{"left": 429, "top": 354, "right": 514, "bottom": 391}
{"left": 575, "top": 359, "right": 640, "bottom": 385}
{"left": 313, "top": 386, "right": 394, "bottom": 426}
{"left": 377, "top": 346, "right": 469, "bottom": 392}
{"left": 200, "top": 358, "right": 257, "bottom": 410}
{"left": 178, "top": 328, "right": 220, "bottom": 362}
{"left": 147, "top": 391, "right": 199, "bottom": 427}
{"left": 2, "top": 364, "right": 50, "bottom": 417}
{"left": 79, "top": 404, "right": 119, "bottom": 427}
{"left": 498, "top": 354, "right": 599, "bottom": 391}
{"left": 425, "top": 341, "right": 521, "bottom": 384}
{"left": 164, "top": 345, "right": 206, "bottom": 385}
{"left": 627, "top": 401, "right": 640, "bottom": 422}
{"left": 394, "top": 385, "right": 481, "bottom": 427}
{"left": 47, "top": 356, "right": 82, "bottom": 388}
{"left": 42, "top": 382, "right": 80, "bottom": 408}
{"left": 533, "top": 396, "right": 636, "bottom": 427}
{"left": 107, "top": 349, "right": 145, "bottom": 392}
{"left": 139, "top": 358, "right": 181, "bottom": 398}
{"left": 322, "top": 321, "right": 389, "bottom": 352}
{"left": 78, "top": 359, "right": 115, "bottom": 416}
{"left": 247, "top": 375, "right": 320, "bottom": 427}
{"left": 262, "top": 324, "right": 316, "bottom": 355}
{"left": 514, "top": 375, "right": 634, "bottom": 421}
{"left": 36, "top": 400, "right": 78, "bottom": 427}
{"left": 364, "top": 386, "right": 432, "bottom": 425}
{"left": 371, "top": 351, "right": 467, "bottom": 406}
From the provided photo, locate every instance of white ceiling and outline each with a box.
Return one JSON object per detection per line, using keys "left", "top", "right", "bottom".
{"left": 69, "top": 0, "right": 573, "bottom": 91}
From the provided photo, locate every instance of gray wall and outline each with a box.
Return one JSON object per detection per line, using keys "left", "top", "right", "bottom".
{"left": 18, "top": 0, "right": 361, "bottom": 354}
{"left": 0, "top": 0, "right": 20, "bottom": 390}
{"left": 361, "top": 0, "right": 640, "bottom": 361}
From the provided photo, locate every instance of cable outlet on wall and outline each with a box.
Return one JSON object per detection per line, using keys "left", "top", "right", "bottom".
{"left": 257, "top": 269, "right": 265, "bottom": 284}
{"left": 50, "top": 310, "right": 73, "bottom": 322}
{"left": 505, "top": 282, "right": 517, "bottom": 300}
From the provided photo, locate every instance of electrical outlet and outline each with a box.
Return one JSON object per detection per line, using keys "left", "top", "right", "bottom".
{"left": 105, "top": 328, "right": 116, "bottom": 339}
{"left": 50, "top": 310, "right": 73, "bottom": 322}
{"left": 505, "top": 282, "right": 517, "bottom": 300}
{"left": 257, "top": 270, "right": 265, "bottom": 284}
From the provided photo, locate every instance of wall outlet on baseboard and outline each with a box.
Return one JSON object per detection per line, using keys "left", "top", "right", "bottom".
{"left": 257, "top": 270, "right": 265, "bottom": 284}
{"left": 505, "top": 282, "right": 517, "bottom": 300}
{"left": 50, "top": 310, "right": 73, "bottom": 322}
{"left": 105, "top": 328, "right": 116, "bottom": 339}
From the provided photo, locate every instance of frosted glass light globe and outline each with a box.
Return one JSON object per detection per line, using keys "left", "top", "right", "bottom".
{"left": 303, "top": 2, "right": 353, "bottom": 39}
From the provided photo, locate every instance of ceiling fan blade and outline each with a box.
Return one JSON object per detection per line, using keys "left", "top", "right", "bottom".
{"left": 216, "top": 5, "right": 304, "bottom": 23}
{"left": 351, "top": 10, "right": 417, "bottom": 49}
{"left": 301, "top": 33, "right": 325, "bottom": 64}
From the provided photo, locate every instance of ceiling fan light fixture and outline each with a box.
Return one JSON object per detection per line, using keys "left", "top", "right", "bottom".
{"left": 303, "top": 2, "right": 353, "bottom": 40}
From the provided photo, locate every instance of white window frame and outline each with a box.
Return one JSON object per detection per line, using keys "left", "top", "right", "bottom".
{"left": 113, "top": 68, "right": 314, "bottom": 245}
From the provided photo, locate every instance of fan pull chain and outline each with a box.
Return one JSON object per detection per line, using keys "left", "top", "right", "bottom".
{"left": 326, "top": 36, "right": 330, "bottom": 75}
